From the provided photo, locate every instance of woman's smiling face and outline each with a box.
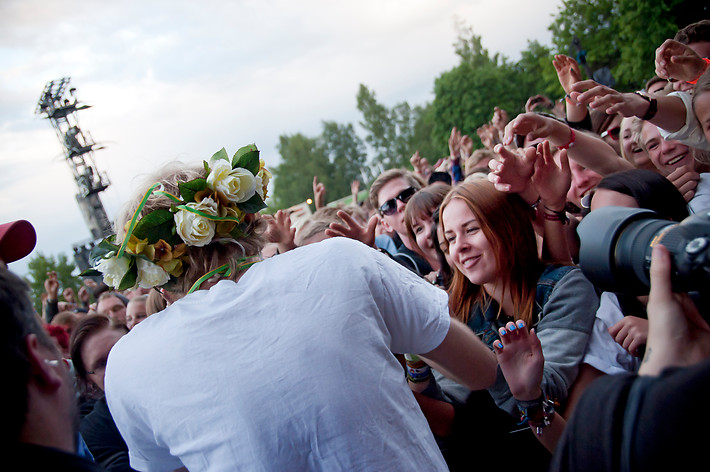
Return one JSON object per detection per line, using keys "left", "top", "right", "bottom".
{"left": 442, "top": 198, "right": 498, "bottom": 288}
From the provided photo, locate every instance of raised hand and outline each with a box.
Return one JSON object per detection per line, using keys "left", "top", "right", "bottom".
{"left": 62, "top": 286, "right": 76, "bottom": 304}
{"left": 491, "top": 106, "right": 509, "bottom": 135}
{"left": 570, "top": 80, "right": 649, "bottom": 117}
{"left": 493, "top": 320, "right": 544, "bottom": 401}
{"left": 449, "top": 127, "right": 462, "bottom": 157}
{"left": 553, "top": 54, "right": 583, "bottom": 95}
{"left": 44, "top": 271, "right": 59, "bottom": 300}
{"left": 532, "top": 142, "right": 571, "bottom": 211}
{"left": 488, "top": 144, "right": 536, "bottom": 195}
{"left": 655, "top": 39, "right": 708, "bottom": 82}
{"left": 325, "top": 210, "right": 378, "bottom": 248}
{"left": 459, "top": 134, "right": 474, "bottom": 160}
{"left": 502, "top": 112, "right": 556, "bottom": 147}
{"left": 263, "top": 210, "right": 296, "bottom": 252}
{"left": 312, "top": 176, "right": 326, "bottom": 210}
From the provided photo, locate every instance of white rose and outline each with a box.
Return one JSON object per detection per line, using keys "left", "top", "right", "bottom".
{"left": 255, "top": 165, "right": 272, "bottom": 200}
{"left": 174, "top": 197, "right": 218, "bottom": 246}
{"left": 136, "top": 258, "right": 170, "bottom": 288}
{"left": 95, "top": 256, "right": 131, "bottom": 289}
{"left": 207, "top": 160, "right": 256, "bottom": 203}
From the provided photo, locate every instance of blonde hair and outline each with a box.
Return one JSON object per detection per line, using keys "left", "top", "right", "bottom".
{"left": 115, "top": 161, "right": 267, "bottom": 294}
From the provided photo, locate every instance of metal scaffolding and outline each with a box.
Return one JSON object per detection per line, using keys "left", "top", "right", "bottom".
{"left": 36, "top": 78, "right": 113, "bottom": 270}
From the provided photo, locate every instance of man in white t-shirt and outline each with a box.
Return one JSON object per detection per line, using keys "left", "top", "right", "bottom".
{"left": 106, "top": 237, "right": 495, "bottom": 471}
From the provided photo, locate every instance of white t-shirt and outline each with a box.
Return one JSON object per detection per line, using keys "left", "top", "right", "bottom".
{"left": 658, "top": 91, "right": 710, "bottom": 151}
{"left": 583, "top": 292, "right": 640, "bottom": 375}
{"left": 105, "top": 237, "right": 451, "bottom": 472}
{"left": 689, "top": 173, "right": 710, "bottom": 215}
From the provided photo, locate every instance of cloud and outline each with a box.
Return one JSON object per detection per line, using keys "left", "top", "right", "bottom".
{"left": 1, "top": 0, "right": 561, "bottom": 278}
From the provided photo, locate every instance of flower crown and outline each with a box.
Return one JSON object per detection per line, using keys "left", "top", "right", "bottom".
{"left": 83, "top": 144, "right": 271, "bottom": 294}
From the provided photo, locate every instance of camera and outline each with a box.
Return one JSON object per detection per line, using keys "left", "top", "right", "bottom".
{"left": 577, "top": 206, "right": 710, "bottom": 294}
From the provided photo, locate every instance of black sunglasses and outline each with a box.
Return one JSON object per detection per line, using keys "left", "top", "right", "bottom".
{"left": 379, "top": 187, "right": 417, "bottom": 216}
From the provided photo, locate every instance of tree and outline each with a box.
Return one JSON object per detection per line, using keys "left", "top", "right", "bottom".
{"left": 319, "top": 121, "right": 367, "bottom": 199}
{"left": 270, "top": 121, "right": 369, "bottom": 210}
{"left": 26, "top": 252, "right": 81, "bottom": 314}
{"left": 270, "top": 133, "right": 332, "bottom": 210}
{"left": 548, "top": 0, "right": 685, "bottom": 91}
{"left": 356, "top": 84, "right": 421, "bottom": 170}
{"left": 431, "top": 27, "right": 540, "bottom": 152}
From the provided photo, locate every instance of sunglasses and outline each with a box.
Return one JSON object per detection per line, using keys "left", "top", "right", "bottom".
{"left": 379, "top": 187, "right": 417, "bottom": 216}
{"left": 600, "top": 126, "right": 620, "bottom": 141}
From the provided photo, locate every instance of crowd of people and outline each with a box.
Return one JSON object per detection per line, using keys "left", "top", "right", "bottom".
{"left": 3, "top": 19, "right": 710, "bottom": 472}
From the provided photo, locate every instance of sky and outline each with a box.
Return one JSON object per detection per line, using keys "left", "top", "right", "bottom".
{"left": 0, "top": 0, "right": 561, "bottom": 279}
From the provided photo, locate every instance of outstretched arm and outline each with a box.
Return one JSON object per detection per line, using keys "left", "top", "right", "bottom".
{"left": 503, "top": 112, "right": 632, "bottom": 176}
{"left": 571, "top": 79, "right": 688, "bottom": 134}
{"left": 421, "top": 317, "right": 497, "bottom": 391}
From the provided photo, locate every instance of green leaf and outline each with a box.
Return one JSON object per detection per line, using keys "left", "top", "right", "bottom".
{"left": 178, "top": 178, "right": 207, "bottom": 203}
{"left": 88, "top": 239, "right": 119, "bottom": 268}
{"left": 211, "top": 148, "right": 229, "bottom": 163}
{"left": 80, "top": 268, "right": 102, "bottom": 277}
{"left": 132, "top": 209, "right": 181, "bottom": 245}
{"left": 237, "top": 192, "right": 267, "bottom": 214}
{"left": 117, "top": 259, "right": 138, "bottom": 291}
{"left": 232, "top": 144, "right": 260, "bottom": 175}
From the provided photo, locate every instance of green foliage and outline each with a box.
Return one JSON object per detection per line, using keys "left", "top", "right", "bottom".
{"left": 431, "top": 28, "right": 545, "bottom": 152}
{"left": 26, "top": 252, "right": 81, "bottom": 314}
{"left": 356, "top": 85, "right": 418, "bottom": 170}
{"left": 270, "top": 121, "right": 368, "bottom": 210}
{"left": 319, "top": 121, "right": 368, "bottom": 197}
{"left": 549, "top": 0, "right": 684, "bottom": 91}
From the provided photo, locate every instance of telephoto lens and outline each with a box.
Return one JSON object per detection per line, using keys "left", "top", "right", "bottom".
{"left": 577, "top": 207, "right": 710, "bottom": 294}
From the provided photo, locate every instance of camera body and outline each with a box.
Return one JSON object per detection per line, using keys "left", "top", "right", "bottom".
{"left": 577, "top": 207, "right": 710, "bottom": 294}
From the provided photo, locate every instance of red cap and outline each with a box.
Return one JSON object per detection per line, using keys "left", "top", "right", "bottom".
{"left": 0, "top": 220, "right": 37, "bottom": 263}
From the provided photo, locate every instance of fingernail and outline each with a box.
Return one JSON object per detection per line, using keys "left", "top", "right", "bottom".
{"left": 509, "top": 324, "right": 516, "bottom": 331}
{"left": 499, "top": 328, "right": 506, "bottom": 336}
{"left": 495, "top": 342, "right": 503, "bottom": 349}
{"left": 517, "top": 321, "right": 525, "bottom": 329}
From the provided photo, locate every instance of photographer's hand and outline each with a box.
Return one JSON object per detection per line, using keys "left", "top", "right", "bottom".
{"left": 639, "top": 244, "right": 710, "bottom": 376}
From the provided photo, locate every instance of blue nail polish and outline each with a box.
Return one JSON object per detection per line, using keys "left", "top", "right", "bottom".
{"left": 517, "top": 321, "right": 525, "bottom": 329}
{"left": 495, "top": 342, "right": 503, "bottom": 349}
{"left": 509, "top": 324, "right": 516, "bottom": 331}
{"left": 500, "top": 329, "right": 506, "bottom": 336}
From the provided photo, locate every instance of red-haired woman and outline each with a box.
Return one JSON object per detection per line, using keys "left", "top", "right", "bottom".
{"left": 438, "top": 179, "right": 599, "bottom": 463}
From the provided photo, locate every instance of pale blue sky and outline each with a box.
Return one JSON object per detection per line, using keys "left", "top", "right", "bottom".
{"left": 0, "top": 0, "right": 561, "bottom": 278}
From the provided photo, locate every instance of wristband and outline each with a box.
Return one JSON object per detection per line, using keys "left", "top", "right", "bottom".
{"left": 542, "top": 205, "right": 569, "bottom": 224}
{"left": 635, "top": 92, "right": 658, "bottom": 121}
{"left": 517, "top": 393, "right": 557, "bottom": 436}
{"left": 558, "top": 128, "right": 575, "bottom": 150}
{"left": 687, "top": 58, "right": 710, "bottom": 85}
{"left": 404, "top": 353, "right": 433, "bottom": 383}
